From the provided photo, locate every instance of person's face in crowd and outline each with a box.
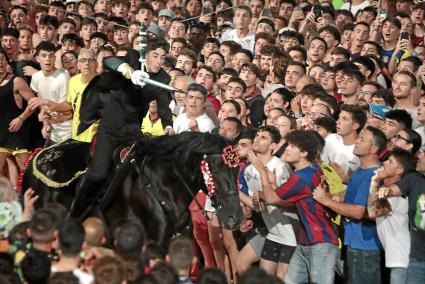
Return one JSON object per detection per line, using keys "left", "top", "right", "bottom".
{"left": 360, "top": 43, "right": 378, "bottom": 56}
{"left": 217, "top": 74, "right": 232, "bottom": 91}
{"left": 10, "top": 8, "right": 27, "bottom": 27}
{"left": 129, "top": 0, "right": 140, "bottom": 13}
{"left": 300, "top": 94, "right": 314, "bottom": 114}
{"left": 186, "top": 90, "right": 206, "bottom": 116}
{"left": 2, "top": 36, "right": 19, "bottom": 56}
{"left": 268, "top": 92, "right": 286, "bottom": 110}
{"left": 319, "top": 30, "right": 337, "bottom": 51}
{"left": 370, "top": 94, "right": 386, "bottom": 105}
{"left": 219, "top": 119, "right": 240, "bottom": 140}
{"left": 250, "top": 16, "right": 258, "bottom": 32}
{"left": 175, "top": 55, "right": 194, "bottom": 75}
{"left": 49, "top": 6, "right": 65, "bottom": 22}
{"left": 128, "top": 23, "right": 139, "bottom": 42}
{"left": 260, "top": 53, "right": 273, "bottom": 71}
{"left": 61, "top": 40, "right": 79, "bottom": 53}
{"left": 206, "top": 53, "right": 224, "bottom": 73}
{"left": 265, "top": 108, "right": 282, "bottom": 126}
{"left": 354, "top": 62, "right": 371, "bottom": 79}
{"left": 136, "top": 8, "right": 153, "bottom": 27}
{"left": 111, "top": 27, "right": 129, "bottom": 46}
{"left": 59, "top": 22, "right": 76, "bottom": 38}
{"left": 170, "top": 41, "right": 184, "bottom": 59}
{"left": 279, "top": 2, "right": 294, "bottom": 20}
{"left": 380, "top": 117, "right": 404, "bottom": 140}
{"left": 414, "top": 46, "right": 425, "bottom": 61}
{"left": 274, "top": 115, "right": 292, "bottom": 138}
{"left": 79, "top": 3, "right": 94, "bottom": 17}
{"left": 254, "top": 38, "right": 269, "bottom": 56}
{"left": 0, "top": 14, "right": 6, "bottom": 30}
{"left": 313, "top": 123, "right": 330, "bottom": 138}
{"left": 151, "top": 0, "right": 166, "bottom": 12}
{"left": 340, "top": 74, "right": 360, "bottom": 96}
{"left": 398, "top": 60, "right": 415, "bottom": 73}
{"left": 390, "top": 130, "right": 414, "bottom": 152}
{"left": 233, "top": 8, "right": 251, "bottom": 30}
{"left": 219, "top": 102, "right": 240, "bottom": 123}
{"left": 19, "top": 29, "right": 32, "bottom": 50}
{"left": 256, "top": 22, "right": 274, "bottom": 34}
{"left": 148, "top": 100, "right": 158, "bottom": 115}
{"left": 280, "top": 36, "right": 299, "bottom": 52}
{"left": 250, "top": 0, "right": 264, "bottom": 17}
{"left": 201, "top": 42, "right": 219, "bottom": 58}
{"left": 66, "top": 3, "right": 78, "bottom": 13}
{"left": 38, "top": 24, "right": 57, "bottom": 42}
{"left": 412, "top": 7, "right": 425, "bottom": 25}
{"left": 95, "top": 0, "right": 112, "bottom": 14}
{"left": 239, "top": 66, "right": 257, "bottom": 89}
{"left": 78, "top": 52, "right": 97, "bottom": 76}
{"left": 317, "top": 12, "right": 334, "bottom": 29}
{"left": 321, "top": 70, "right": 336, "bottom": 93}
{"left": 219, "top": 44, "right": 233, "bottom": 66}
{"left": 95, "top": 17, "right": 108, "bottom": 33}
{"left": 358, "top": 83, "right": 378, "bottom": 106}
{"left": 253, "top": 130, "right": 275, "bottom": 154}
{"left": 399, "top": 17, "right": 413, "bottom": 34}
{"left": 196, "top": 68, "right": 215, "bottom": 91}
{"left": 146, "top": 47, "right": 166, "bottom": 73}
{"left": 90, "top": 37, "right": 106, "bottom": 52}
{"left": 285, "top": 64, "right": 304, "bottom": 90}
{"left": 173, "top": 78, "right": 190, "bottom": 107}
{"left": 396, "top": 0, "right": 411, "bottom": 14}
{"left": 0, "top": 53, "right": 8, "bottom": 75}
{"left": 216, "top": 0, "right": 230, "bottom": 11}
{"left": 80, "top": 24, "right": 96, "bottom": 42}
{"left": 341, "top": 28, "right": 352, "bottom": 46}
{"left": 232, "top": 52, "right": 250, "bottom": 72}
{"left": 337, "top": 110, "right": 357, "bottom": 137}
{"left": 96, "top": 49, "right": 113, "bottom": 72}
{"left": 186, "top": 0, "right": 202, "bottom": 16}
{"left": 269, "top": 0, "right": 280, "bottom": 14}
{"left": 307, "top": 104, "right": 329, "bottom": 126}
{"left": 358, "top": 10, "right": 375, "bottom": 25}
{"left": 62, "top": 52, "right": 78, "bottom": 75}
{"left": 237, "top": 138, "right": 253, "bottom": 158}
{"left": 335, "top": 13, "right": 352, "bottom": 27}
{"left": 187, "top": 27, "right": 206, "bottom": 50}
{"left": 308, "top": 65, "right": 325, "bottom": 82}
{"left": 34, "top": 12, "right": 47, "bottom": 27}
{"left": 392, "top": 73, "right": 413, "bottom": 99}
{"left": 288, "top": 50, "right": 304, "bottom": 64}
{"left": 351, "top": 24, "right": 369, "bottom": 47}
{"left": 158, "top": 16, "right": 172, "bottom": 33}
{"left": 382, "top": 21, "right": 400, "bottom": 43}
{"left": 168, "top": 21, "right": 186, "bottom": 40}
{"left": 224, "top": 81, "right": 244, "bottom": 99}
{"left": 37, "top": 50, "right": 56, "bottom": 73}
{"left": 353, "top": 129, "right": 375, "bottom": 157}
{"left": 417, "top": 96, "right": 425, "bottom": 123}
{"left": 283, "top": 142, "right": 305, "bottom": 164}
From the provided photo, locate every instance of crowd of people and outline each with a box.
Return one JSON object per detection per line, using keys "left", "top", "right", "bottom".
{"left": 1, "top": 0, "right": 425, "bottom": 283}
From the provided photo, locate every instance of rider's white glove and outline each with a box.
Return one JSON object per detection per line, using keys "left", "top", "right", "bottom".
{"left": 131, "top": 70, "right": 150, "bottom": 88}
{"left": 117, "top": 63, "right": 134, "bottom": 80}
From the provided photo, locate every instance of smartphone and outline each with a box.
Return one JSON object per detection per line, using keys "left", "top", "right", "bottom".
{"left": 377, "top": 8, "right": 387, "bottom": 19}
{"left": 401, "top": 32, "right": 410, "bottom": 40}
{"left": 313, "top": 5, "right": 322, "bottom": 21}
{"left": 202, "top": 6, "right": 212, "bottom": 15}
{"left": 261, "top": 8, "right": 271, "bottom": 17}
{"left": 294, "top": 6, "right": 302, "bottom": 12}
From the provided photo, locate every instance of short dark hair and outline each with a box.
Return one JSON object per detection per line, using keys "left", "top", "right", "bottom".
{"left": 270, "top": 87, "right": 294, "bottom": 103}
{"left": 62, "top": 33, "right": 84, "bottom": 47}
{"left": 396, "top": 70, "right": 417, "bottom": 87}
{"left": 29, "top": 209, "right": 58, "bottom": 243}
{"left": 314, "top": 116, "right": 337, "bottom": 133}
{"left": 48, "top": 272, "right": 79, "bottom": 284}
{"left": 235, "top": 49, "right": 254, "bottom": 62}
{"left": 309, "top": 36, "right": 328, "bottom": 51}
{"left": 39, "top": 15, "right": 59, "bottom": 29}
{"left": 146, "top": 38, "right": 169, "bottom": 54}
{"left": 383, "top": 16, "right": 401, "bottom": 30}
{"left": 228, "top": 77, "right": 247, "bottom": 93}
{"left": 340, "top": 104, "right": 367, "bottom": 133}
{"left": 2, "top": 27, "right": 19, "bottom": 39}
{"left": 286, "top": 61, "right": 306, "bottom": 74}
{"left": 288, "top": 45, "right": 307, "bottom": 62}
{"left": 364, "top": 41, "right": 382, "bottom": 54}
{"left": 221, "top": 41, "right": 242, "bottom": 55}
{"left": 35, "top": 41, "right": 57, "bottom": 56}
{"left": 385, "top": 109, "right": 413, "bottom": 130}
{"left": 331, "top": 46, "right": 351, "bottom": 60}
{"left": 404, "top": 129, "right": 422, "bottom": 154}
{"left": 371, "top": 89, "right": 396, "bottom": 107}
{"left": 237, "top": 127, "right": 258, "bottom": 142}
{"left": 168, "top": 236, "right": 194, "bottom": 271}
{"left": 286, "top": 130, "right": 320, "bottom": 162}
{"left": 342, "top": 68, "right": 365, "bottom": 84}
{"left": 365, "top": 125, "right": 387, "bottom": 154}
{"left": 222, "top": 99, "right": 241, "bottom": 115}
{"left": 59, "top": 221, "right": 85, "bottom": 257}
{"left": 223, "top": 117, "right": 244, "bottom": 136}
{"left": 259, "top": 125, "right": 281, "bottom": 144}
{"left": 221, "top": 67, "right": 239, "bottom": 78}
{"left": 188, "top": 83, "right": 208, "bottom": 100}
{"left": 114, "top": 220, "right": 145, "bottom": 257}
{"left": 198, "top": 268, "right": 227, "bottom": 284}
{"left": 198, "top": 65, "right": 217, "bottom": 81}
{"left": 21, "top": 250, "right": 51, "bottom": 284}
{"left": 388, "top": 148, "right": 418, "bottom": 175}
{"left": 93, "top": 256, "right": 126, "bottom": 284}
{"left": 400, "top": 56, "right": 422, "bottom": 72}
{"left": 352, "top": 56, "right": 375, "bottom": 77}
{"left": 319, "top": 25, "right": 341, "bottom": 44}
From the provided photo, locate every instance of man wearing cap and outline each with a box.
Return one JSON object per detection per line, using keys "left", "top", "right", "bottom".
{"left": 221, "top": 4, "right": 255, "bottom": 53}
{"left": 256, "top": 18, "right": 276, "bottom": 36}
{"left": 147, "top": 25, "right": 166, "bottom": 39}
{"left": 158, "top": 8, "right": 175, "bottom": 35}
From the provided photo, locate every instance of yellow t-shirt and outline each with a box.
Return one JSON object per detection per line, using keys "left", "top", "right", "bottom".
{"left": 141, "top": 114, "right": 165, "bottom": 136}
{"left": 67, "top": 74, "right": 98, "bottom": 142}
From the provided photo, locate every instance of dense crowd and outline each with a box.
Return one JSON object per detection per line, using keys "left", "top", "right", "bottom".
{"left": 1, "top": 0, "right": 425, "bottom": 283}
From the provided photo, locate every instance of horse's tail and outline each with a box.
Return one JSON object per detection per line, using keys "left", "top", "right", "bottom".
{"left": 16, "top": 147, "right": 43, "bottom": 194}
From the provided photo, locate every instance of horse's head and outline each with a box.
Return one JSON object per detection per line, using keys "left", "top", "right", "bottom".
{"left": 200, "top": 146, "right": 243, "bottom": 230}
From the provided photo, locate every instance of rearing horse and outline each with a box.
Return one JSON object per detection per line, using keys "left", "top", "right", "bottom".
{"left": 21, "top": 132, "right": 244, "bottom": 247}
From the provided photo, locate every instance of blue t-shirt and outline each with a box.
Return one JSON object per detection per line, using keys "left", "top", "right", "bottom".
{"left": 344, "top": 166, "right": 382, "bottom": 251}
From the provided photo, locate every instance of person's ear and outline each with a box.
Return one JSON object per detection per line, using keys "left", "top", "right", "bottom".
{"left": 165, "top": 254, "right": 171, "bottom": 263}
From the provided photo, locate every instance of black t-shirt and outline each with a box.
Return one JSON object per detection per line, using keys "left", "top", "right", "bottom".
{"left": 397, "top": 172, "right": 425, "bottom": 261}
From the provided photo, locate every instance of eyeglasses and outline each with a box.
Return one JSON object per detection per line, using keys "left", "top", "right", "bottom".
{"left": 395, "top": 134, "right": 411, "bottom": 143}
{"left": 306, "top": 111, "right": 328, "bottom": 118}
{"left": 78, "top": 58, "right": 96, "bottom": 63}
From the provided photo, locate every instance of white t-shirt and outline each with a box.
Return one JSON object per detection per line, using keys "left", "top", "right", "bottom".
{"left": 173, "top": 113, "right": 215, "bottom": 134}
{"left": 340, "top": 0, "right": 370, "bottom": 17}
{"left": 31, "top": 69, "right": 72, "bottom": 143}
{"left": 321, "top": 133, "right": 360, "bottom": 177}
{"left": 243, "top": 157, "right": 297, "bottom": 246}
{"left": 415, "top": 126, "right": 425, "bottom": 149}
{"left": 376, "top": 197, "right": 410, "bottom": 268}
{"left": 51, "top": 267, "right": 94, "bottom": 284}
{"left": 220, "top": 29, "right": 255, "bottom": 53}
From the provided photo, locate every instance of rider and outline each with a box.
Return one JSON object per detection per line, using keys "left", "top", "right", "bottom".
{"left": 69, "top": 38, "right": 171, "bottom": 219}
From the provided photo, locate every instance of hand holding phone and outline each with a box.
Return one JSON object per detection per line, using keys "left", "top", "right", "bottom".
{"left": 313, "top": 5, "right": 322, "bottom": 21}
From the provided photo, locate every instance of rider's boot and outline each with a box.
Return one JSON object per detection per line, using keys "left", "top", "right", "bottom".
{"left": 68, "top": 176, "right": 102, "bottom": 219}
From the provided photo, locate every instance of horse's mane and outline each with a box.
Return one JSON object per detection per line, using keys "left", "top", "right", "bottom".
{"left": 134, "top": 132, "right": 229, "bottom": 163}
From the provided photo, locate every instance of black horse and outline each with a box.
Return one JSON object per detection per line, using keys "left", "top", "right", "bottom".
{"left": 21, "top": 132, "right": 244, "bottom": 246}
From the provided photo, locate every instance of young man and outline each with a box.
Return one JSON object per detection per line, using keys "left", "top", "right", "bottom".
{"left": 368, "top": 149, "right": 416, "bottom": 284}
{"left": 30, "top": 41, "right": 71, "bottom": 146}
{"left": 220, "top": 5, "right": 255, "bottom": 52}
{"left": 306, "top": 37, "right": 327, "bottom": 67}
{"left": 223, "top": 77, "right": 247, "bottom": 101}
{"left": 340, "top": 68, "right": 365, "bottom": 105}
{"left": 238, "top": 126, "right": 296, "bottom": 280}
{"left": 195, "top": 65, "right": 221, "bottom": 114}
{"left": 239, "top": 63, "right": 264, "bottom": 127}
{"left": 284, "top": 62, "right": 306, "bottom": 92}
{"left": 175, "top": 48, "right": 197, "bottom": 76}
{"left": 173, "top": 83, "right": 215, "bottom": 134}
{"left": 314, "top": 126, "right": 387, "bottom": 284}
{"left": 392, "top": 71, "right": 420, "bottom": 128}
{"left": 36, "top": 15, "right": 59, "bottom": 46}
{"left": 248, "top": 130, "right": 339, "bottom": 284}
{"left": 380, "top": 109, "right": 413, "bottom": 151}
{"left": 349, "top": 22, "right": 370, "bottom": 56}
{"left": 79, "top": 18, "right": 97, "bottom": 48}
